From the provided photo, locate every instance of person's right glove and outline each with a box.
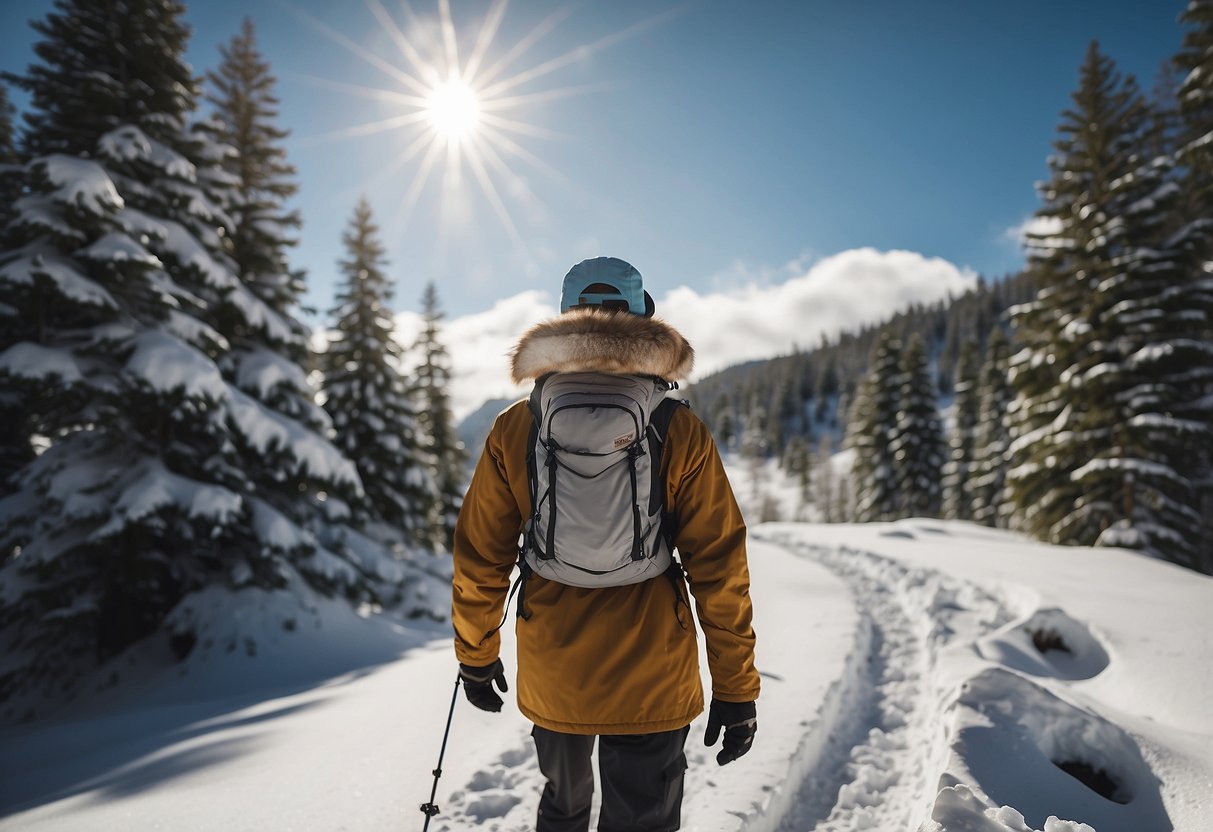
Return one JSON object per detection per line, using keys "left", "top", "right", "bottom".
{"left": 703, "top": 698, "right": 757, "bottom": 765}
{"left": 459, "top": 659, "right": 509, "bottom": 713}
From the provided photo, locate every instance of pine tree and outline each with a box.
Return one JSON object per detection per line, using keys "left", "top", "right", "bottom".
{"left": 0, "top": 83, "right": 32, "bottom": 495}
{"left": 199, "top": 18, "right": 368, "bottom": 580}
{"left": 0, "top": 1, "right": 375, "bottom": 707}
{"left": 894, "top": 334, "right": 945, "bottom": 518}
{"left": 847, "top": 333, "right": 902, "bottom": 522}
{"left": 411, "top": 282, "right": 466, "bottom": 551}
{"left": 323, "top": 198, "right": 429, "bottom": 540}
{"left": 781, "top": 434, "right": 812, "bottom": 512}
{"left": 203, "top": 18, "right": 305, "bottom": 321}
{"left": 0, "top": 0, "right": 251, "bottom": 699}
{"left": 1172, "top": 1, "right": 1213, "bottom": 572}
{"left": 942, "top": 339, "right": 981, "bottom": 520}
{"left": 812, "top": 436, "right": 836, "bottom": 522}
{"left": 0, "top": 84, "right": 18, "bottom": 235}
{"left": 970, "top": 327, "right": 1014, "bottom": 528}
{"left": 1008, "top": 42, "right": 1203, "bottom": 563}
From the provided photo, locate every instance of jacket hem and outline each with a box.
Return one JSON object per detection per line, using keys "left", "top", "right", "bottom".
{"left": 519, "top": 702, "right": 704, "bottom": 736}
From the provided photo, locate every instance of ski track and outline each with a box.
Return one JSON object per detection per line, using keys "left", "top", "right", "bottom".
{"left": 766, "top": 535, "right": 1014, "bottom": 832}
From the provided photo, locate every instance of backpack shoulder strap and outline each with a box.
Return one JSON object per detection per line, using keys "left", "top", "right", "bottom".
{"left": 527, "top": 372, "right": 553, "bottom": 425}
{"left": 649, "top": 395, "right": 692, "bottom": 629}
{"left": 525, "top": 373, "right": 554, "bottom": 530}
{"left": 650, "top": 396, "right": 690, "bottom": 443}
{"left": 646, "top": 396, "right": 691, "bottom": 517}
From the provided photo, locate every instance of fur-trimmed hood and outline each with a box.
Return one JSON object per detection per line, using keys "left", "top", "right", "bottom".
{"left": 510, "top": 308, "right": 695, "bottom": 384}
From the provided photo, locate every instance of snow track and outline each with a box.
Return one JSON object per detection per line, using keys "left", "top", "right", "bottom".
{"left": 761, "top": 533, "right": 1014, "bottom": 831}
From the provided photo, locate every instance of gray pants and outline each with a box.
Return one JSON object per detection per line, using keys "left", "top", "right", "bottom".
{"left": 531, "top": 724, "right": 690, "bottom": 832}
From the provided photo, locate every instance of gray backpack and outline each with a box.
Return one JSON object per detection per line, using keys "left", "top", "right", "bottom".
{"left": 521, "top": 372, "right": 686, "bottom": 588}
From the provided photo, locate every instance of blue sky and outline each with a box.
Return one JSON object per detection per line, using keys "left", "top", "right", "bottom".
{"left": 0, "top": 0, "right": 1186, "bottom": 328}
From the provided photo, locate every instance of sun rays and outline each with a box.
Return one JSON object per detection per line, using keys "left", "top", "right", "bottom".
{"left": 283, "top": 0, "right": 682, "bottom": 247}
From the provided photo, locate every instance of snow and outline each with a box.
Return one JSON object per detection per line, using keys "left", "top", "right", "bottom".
{"left": 12, "top": 194, "right": 86, "bottom": 242}
{"left": 98, "top": 125, "right": 196, "bottom": 181}
{"left": 227, "top": 387, "right": 361, "bottom": 488}
{"left": 235, "top": 347, "right": 310, "bottom": 399}
{"left": 166, "top": 309, "right": 230, "bottom": 352}
{"left": 33, "top": 154, "right": 123, "bottom": 216}
{"left": 92, "top": 460, "right": 243, "bottom": 540}
{"left": 226, "top": 282, "right": 301, "bottom": 346}
{"left": 0, "top": 513, "right": 1208, "bottom": 831}
{"left": 0, "top": 250, "right": 118, "bottom": 309}
{"left": 250, "top": 498, "right": 312, "bottom": 554}
{"left": 124, "top": 329, "right": 228, "bottom": 401}
{"left": 0, "top": 342, "right": 83, "bottom": 384}
{"left": 76, "top": 231, "right": 162, "bottom": 268}
{"left": 155, "top": 218, "right": 237, "bottom": 291}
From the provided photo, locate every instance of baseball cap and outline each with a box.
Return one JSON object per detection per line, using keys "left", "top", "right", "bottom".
{"left": 560, "top": 257, "right": 655, "bottom": 317}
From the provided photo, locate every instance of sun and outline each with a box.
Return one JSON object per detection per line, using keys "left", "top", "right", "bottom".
{"left": 426, "top": 78, "right": 480, "bottom": 143}
{"left": 288, "top": 0, "right": 681, "bottom": 243}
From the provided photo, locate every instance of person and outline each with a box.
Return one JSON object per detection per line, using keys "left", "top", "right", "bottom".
{"left": 451, "top": 256, "right": 759, "bottom": 832}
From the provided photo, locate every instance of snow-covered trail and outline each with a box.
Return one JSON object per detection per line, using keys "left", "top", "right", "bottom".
{"left": 2, "top": 522, "right": 1208, "bottom": 831}
{"left": 763, "top": 522, "right": 1208, "bottom": 832}
{"left": 0, "top": 539, "right": 861, "bottom": 832}
{"left": 764, "top": 535, "right": 1012, "bottom": 831}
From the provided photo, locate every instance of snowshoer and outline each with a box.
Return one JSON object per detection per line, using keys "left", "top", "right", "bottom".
{"left": 452, "top": 257, "right": 760, "bottom": 831}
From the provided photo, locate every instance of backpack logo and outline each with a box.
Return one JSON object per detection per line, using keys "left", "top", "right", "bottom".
{"left": 613, "top": 433, "right": 635, "bottom": 450}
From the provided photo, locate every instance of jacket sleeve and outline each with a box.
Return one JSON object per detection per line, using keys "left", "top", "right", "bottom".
{"left": 451, "top": 415, "right": 523, "bottom": 666}
{"left": 668, "top": 408, "right": 761, "bottom": 703}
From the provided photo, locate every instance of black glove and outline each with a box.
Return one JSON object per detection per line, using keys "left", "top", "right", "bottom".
{"left": 459, "top": 659, "right": 509, "bottom": 713}
{"left": 703, "top": 698, "right": 757, "bottom": 765}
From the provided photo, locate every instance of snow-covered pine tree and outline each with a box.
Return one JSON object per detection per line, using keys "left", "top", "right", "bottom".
{"left": 847, "top": 332, "right": 903, "bottom": 523}
{"left": 894, "top": 334, "right": 945, "bottom": 518}
{"left": 812, "top": 436, "right": 837, "bottom": 522}
{"left": 200, "top": 18, "right": 385, "bottom": 590}
{"left": 1008, "top": 41, "right": 1203, "bottom": 564}
{"left": 323, "top": 198, "right": 429, "bottom": 540}
{"left": 410, "top": 282, "right": 466, "bottom": 551}
{"left": 0, "top": 84, "right": 17, "bottom": 234}
{"left": 781, "top": 434, "right": 812, "bottom": 510}
{"left": 970, "top": 327, "right": 1014, "bottom": 528}
{"left": 942, "top": 339, "right": 981, "bottom": 520}
{"left": 1172, "top": 1, "right": 1213, "bottom": 572}
{"left": 0, "top": 1, "right": 386, "bottom": 709}
{"left": 0, "top": 83, "right": 32, "bottom": 495}
{"left": 0, "top": 0, "right": 257, "bottom": 701}
{"left": 204, "top": 18, "right": 305, "bottom": 324}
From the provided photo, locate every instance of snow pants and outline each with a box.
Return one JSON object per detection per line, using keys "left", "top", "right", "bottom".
{"left": 530, "top": 724, "right": 690, "bottom": 832}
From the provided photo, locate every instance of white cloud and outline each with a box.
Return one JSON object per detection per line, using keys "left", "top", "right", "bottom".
{"left": 660, "top": 248, "right": 977, "bottom": 378}
{"left": 400, "top": 248, "right": 977, "bottom": 420}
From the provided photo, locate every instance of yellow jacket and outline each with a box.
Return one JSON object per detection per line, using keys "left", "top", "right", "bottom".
{"left": 452, "top": 308, "right": 759, "bottom": 735}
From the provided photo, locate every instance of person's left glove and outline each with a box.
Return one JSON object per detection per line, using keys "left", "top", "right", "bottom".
{"left": 459, "top": 659, "right": 509, "bottom": 713}
{"left": 703, "top": 698, "right": 757, "bottom": 765}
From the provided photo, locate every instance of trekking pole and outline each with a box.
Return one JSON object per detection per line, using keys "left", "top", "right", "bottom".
{"left": 419, "top": 673, "right": 462, "bottom": 831}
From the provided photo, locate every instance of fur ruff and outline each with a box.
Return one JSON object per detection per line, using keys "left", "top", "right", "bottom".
{"left": 510, "top": 308, "right": 695, "bottom": 383}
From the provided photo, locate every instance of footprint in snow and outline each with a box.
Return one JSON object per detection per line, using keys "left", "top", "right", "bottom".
{"left": 435, "top": 742, "right": 538, "bottom": 831}
{"left": 975, "top": 606, "right": 1111, "bottom": 681}
{"left": 936, "top": 667, "right": 1172, "bottom": 831}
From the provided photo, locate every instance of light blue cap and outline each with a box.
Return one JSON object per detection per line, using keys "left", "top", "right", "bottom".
{"left": 560, "top": 257, "right": 649, "bottom": 316}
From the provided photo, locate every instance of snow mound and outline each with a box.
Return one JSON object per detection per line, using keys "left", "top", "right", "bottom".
{"left": 934, "top": 667, "right": 1170, "bottom": 831}
{"left": 975, "top": 608, "right": 1111, "bottom": 681}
